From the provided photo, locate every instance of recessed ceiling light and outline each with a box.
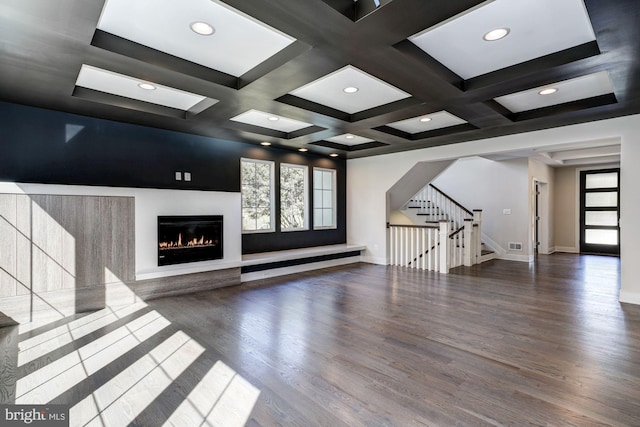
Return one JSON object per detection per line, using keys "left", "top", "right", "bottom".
{"left": 190, "top": 21, "right": 215, "bottom": 36}
{"left": 267, "top": 116, "right": 279, "bottom": 121}
{"left": 260, "top": 141, "right": 271, "bottom": 146}
{"left": 419, "top": 117, "right": 432, "bottom": 123}
{"left": 343, "top": 86, "right": 359, "bottom": 94}
{"left": 483, "top": 27, "right": 510, "bottom": 42}
{"left": 330, "top": 153, "right": 339, "bottom": 157}
{"left": 298, "top": 148, "right": 308, "bottom": 152}
{"left": 138, "top": 83, "right": 156, "bottom": 90}
{"left": 345, "top": 134, "right": 355, "bottom": 139}
{"left": 538, "top": 88, "right": 558, "bottom": 95}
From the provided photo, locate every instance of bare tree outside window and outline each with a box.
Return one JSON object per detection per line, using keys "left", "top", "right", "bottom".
{"left": 241, "top": 159, "right": 274, "bottom": 232}
{"left": 281, "top": 164, "right": 308, "bottom": 230}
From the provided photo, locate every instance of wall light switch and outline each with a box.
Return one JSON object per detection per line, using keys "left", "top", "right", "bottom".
{"left": 175, "top": 171, "right": 182, "bottom": 181}
{"left": 503, "top": 209, "right": 511, "bottom": 215}
{"left": 184, "top": 172, "right": 191, "bottom": 181}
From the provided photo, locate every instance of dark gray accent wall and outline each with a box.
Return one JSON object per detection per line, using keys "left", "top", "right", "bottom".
{"left": 0, "top": 102, "right": 243, "bottom": 191}
{"left": 0, "top": 101, "right": 347, "bottom": 253}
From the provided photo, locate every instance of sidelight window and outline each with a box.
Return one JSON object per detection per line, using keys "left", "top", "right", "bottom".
{"left": 313, "top": 168, "right": 336, "bottom": 229}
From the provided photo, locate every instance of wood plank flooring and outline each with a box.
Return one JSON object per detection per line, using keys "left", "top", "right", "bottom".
{"left": 1, "top": 253, "right": 639, "bottom": 426}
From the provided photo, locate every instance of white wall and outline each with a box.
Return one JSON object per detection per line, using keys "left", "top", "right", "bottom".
{"left": 620, "top": 125, "right": 640, "bottom": 305}
{"left": 432, "top": 157, "right": 530, "bottom": 261}
{"left": 387, "top": 160, "right": 453, "bottom": 211}
{"left": 0, "top": 183, "right": 242, "bottom": 280}
{"left": 347, "top": 113, "right": 640, "bottom": 304}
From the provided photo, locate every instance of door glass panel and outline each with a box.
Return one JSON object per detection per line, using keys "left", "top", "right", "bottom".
{"left": 585, "top": 192, "right": 617, "bottom": 207}
{"left": 585, "top": 172, "right": 618, "bottom": 189}
{"left": 585, "top": 211, "right": 618, "bottom": 226}
{"left": 585, "top": 229, "right": 618, "bottom": 245}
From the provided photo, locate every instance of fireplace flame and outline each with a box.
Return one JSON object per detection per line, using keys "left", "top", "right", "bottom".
{"left": 159, "top": 233, "right": 217, "bottom": 250}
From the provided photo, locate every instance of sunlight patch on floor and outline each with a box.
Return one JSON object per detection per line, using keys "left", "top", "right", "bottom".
{"left": 164, "top": 360, "right": 260, "bottom": 427}
{"left": 16, "top": 309, "right": 168, "bottom": 403}
{"left": 18, "top": 302, "right": 147, "bottom": 366}
{"left": 70, "top": 330, "right": 204, "bottom": 427}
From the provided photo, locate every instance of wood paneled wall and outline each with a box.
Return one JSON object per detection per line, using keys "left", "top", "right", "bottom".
{"left": 0, "top": 194, "right": 239, "bottom": 327}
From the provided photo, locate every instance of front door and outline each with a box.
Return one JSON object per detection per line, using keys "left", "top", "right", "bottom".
{"left": 579, "top": 168, "right": 620, "bottom": 255}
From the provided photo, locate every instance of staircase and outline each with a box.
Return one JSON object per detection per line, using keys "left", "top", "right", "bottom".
{"left": 389, "top": 183, "right": 495, "bottom": 273}
{"left": 406, "top": 184, "right": 472, "bottom": 229}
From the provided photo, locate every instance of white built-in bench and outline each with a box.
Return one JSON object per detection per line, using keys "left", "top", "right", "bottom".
{"left": 241, "top": 244, "right": 366, "bottom": 282}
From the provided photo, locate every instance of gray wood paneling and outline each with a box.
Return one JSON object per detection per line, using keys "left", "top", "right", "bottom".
{"left": 1, "top": 194, "right": 137, "bottom": 324}
{"left": 0, "top": 193, "right": 239, "bottom": 327}
{"left": 15, "top": 195, "right": 31, "bottom": 297}
{"left": 0, "top": 194, "right": 17, "bottom": 298}
{"left": 28, "top": 195, "right": 136, "bottom": 289}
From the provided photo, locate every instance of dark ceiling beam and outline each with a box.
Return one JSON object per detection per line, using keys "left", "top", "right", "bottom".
{"left": 0, "top": 0, "right": 639, "bottom": 159}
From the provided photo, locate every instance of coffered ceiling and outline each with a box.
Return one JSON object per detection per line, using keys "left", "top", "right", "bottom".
{"left": 0, "top": 0, "right": 639, "bottom": 159}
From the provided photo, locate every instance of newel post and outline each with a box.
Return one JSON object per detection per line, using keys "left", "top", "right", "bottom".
{"left": 464, "top": 218, "right": 473, "bottom": 267}
{"left": 473, "top": 209, "right": 482, "bottom": 265}
{"left": 439, "top": 220, "right": 449, "bottom": 274}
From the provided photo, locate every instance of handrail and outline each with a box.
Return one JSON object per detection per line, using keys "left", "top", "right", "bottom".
{"left": 429, "top": 184, "right": 473, "bottom": 216}
{"left": 448, "top": 225, "right": 464, "bottom": 239}
{"left": 388, "top": 223, "right": 439, "bottom": 229}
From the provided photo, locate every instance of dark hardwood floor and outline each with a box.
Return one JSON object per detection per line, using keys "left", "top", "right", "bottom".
{"left": 2, "top": 254, "right": 639, "bottom": 426}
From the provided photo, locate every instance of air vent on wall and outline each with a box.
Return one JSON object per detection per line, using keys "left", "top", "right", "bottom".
{"left": 508, "top": 242, "right": 523, "bottom": 251}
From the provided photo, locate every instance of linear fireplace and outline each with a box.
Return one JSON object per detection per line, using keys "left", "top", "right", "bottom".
{"left": 158, "top": 215, "right": 223, "bottom": 266}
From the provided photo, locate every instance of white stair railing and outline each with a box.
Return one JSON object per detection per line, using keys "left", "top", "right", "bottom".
{"left": 389, "top": 221, "right": 449, "bottom": 273}
{"left": 389, "top": 218, "right": 482, "bottom": 273}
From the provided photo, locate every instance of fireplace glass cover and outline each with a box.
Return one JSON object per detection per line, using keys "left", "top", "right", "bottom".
{"left": 158, "top": 215, "right": 223, "bottom": 266}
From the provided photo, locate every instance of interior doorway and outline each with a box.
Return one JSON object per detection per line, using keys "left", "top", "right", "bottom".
{"left": 535, "top": 181, "right": 540, "bottom": 256}
{"left": 532, "top": 179, "right": 549, "bottom": 256}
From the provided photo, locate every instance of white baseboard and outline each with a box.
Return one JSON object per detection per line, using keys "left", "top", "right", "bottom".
{"left": 498, "top": 253, "right": 534, "bottom": 262}
{"left": 241, "top": 256, "right": 361, "bottom": 282}
{"left": 361, "top": 255, "right": 388, "bottom": 265}
{"left": 554, "top": 246, "right": 579, "bottom": 253}
{"left": 619, "top": 290, "right": 640, "bottom": 305}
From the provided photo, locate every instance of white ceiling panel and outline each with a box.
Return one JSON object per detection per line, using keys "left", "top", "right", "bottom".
{"left": 289, "top": 65, "right": 410, "bottom": 114}
{"left": 409, "top": 0, "right": 596, "bottom": 79}
{"left": 494, "top": 71, "right": 614, "bottom": 113}
{"left": 386, "top": 111, "right": 467, "bottom": 134}
{"left": 325, "top": 134, "right": 375, "bottom": 146}
{"left": 75, "top": 65, "right": 209, "bottom": 111}
{"left": 97, "top": 0, "right": 296, "bottom": 77}
{"left": 230, "top": 109, "right": 313, "bottom": 133}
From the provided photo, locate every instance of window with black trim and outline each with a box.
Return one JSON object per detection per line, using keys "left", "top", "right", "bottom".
{"left": 241, "top": 158, "right": 274, "bottom": 232}
{"left": 280, "top": 163, "right": 308, "bottom": 231}
{"left": 313, "top": 167, "right": 336, "bottom": 229}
